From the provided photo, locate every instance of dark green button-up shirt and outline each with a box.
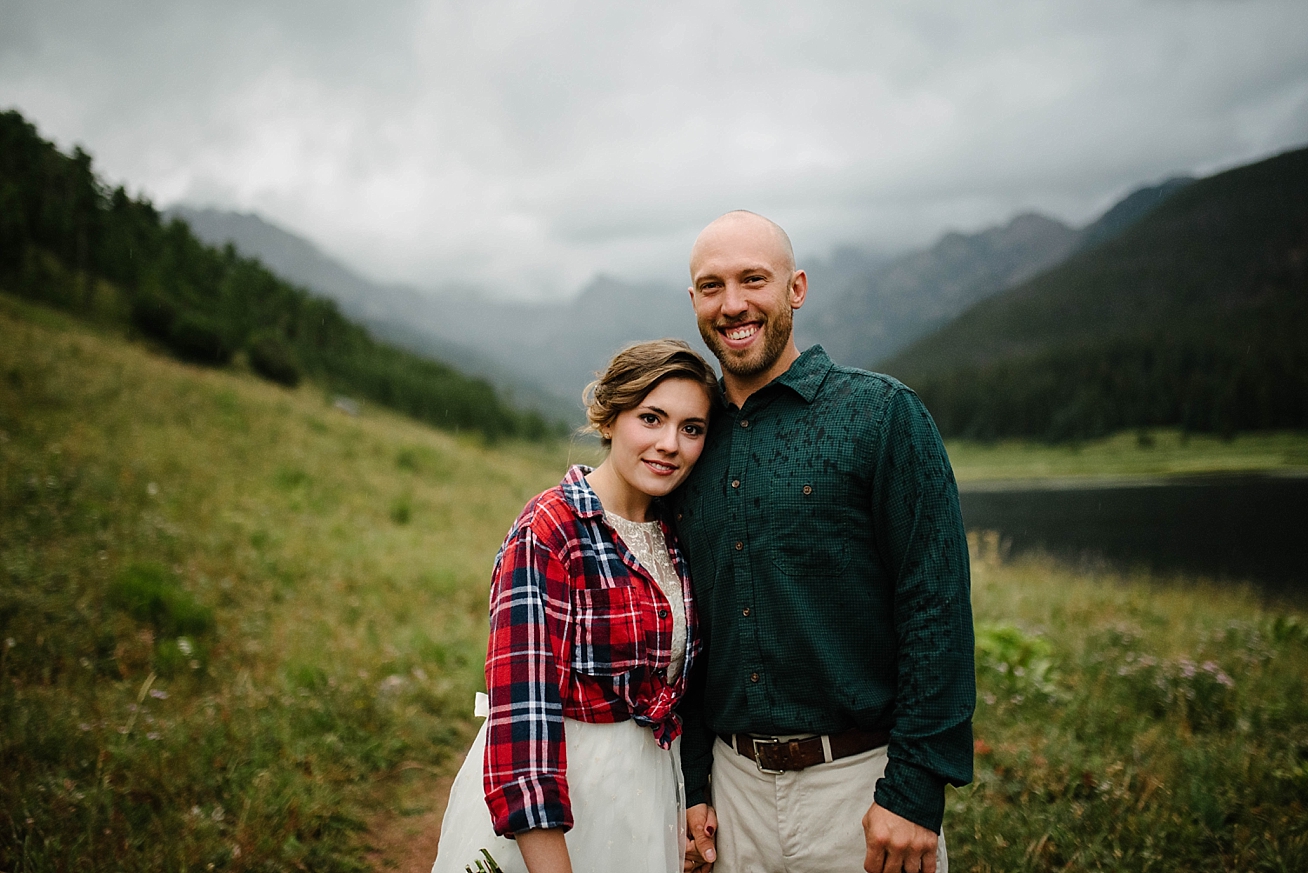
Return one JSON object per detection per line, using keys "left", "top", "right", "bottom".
{"left": 672, "top": 346, "right": 975, "bottom": 832}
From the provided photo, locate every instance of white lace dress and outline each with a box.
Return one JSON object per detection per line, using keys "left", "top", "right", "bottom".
{"left": 431, "top": 514, "right": 688, "bottom": 873}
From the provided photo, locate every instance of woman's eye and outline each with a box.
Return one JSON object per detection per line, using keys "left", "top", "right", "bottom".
{"left": 639, "top": 413, "right": 659, "bottom": 425}
{"left": 683, "top": 424, "right": 705, "bottom": 437}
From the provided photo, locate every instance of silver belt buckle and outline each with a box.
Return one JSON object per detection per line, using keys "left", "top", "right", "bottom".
{"left": 751, "top": 736, "right": 785, "bottom": 774}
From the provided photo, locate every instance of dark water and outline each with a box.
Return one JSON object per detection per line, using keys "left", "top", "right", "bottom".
{"left": 957, "top": 474, "right": 1308, "bottom": 599}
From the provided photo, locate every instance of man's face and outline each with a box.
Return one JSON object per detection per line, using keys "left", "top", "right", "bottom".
{"left": 688, "top": 217, "right": 803, "bottom": 380}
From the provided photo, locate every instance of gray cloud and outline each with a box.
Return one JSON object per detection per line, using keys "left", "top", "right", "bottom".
{"left": 2, "top": 0, "right": 1305, "bottom": 298}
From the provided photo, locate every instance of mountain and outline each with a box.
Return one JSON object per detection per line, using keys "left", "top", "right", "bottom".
{"left": 175, "top": 202, "right": 1161, "bottom": 409}
{"left": 0, "top": 108, "right": 553, "bottom": 442}
{"left": 799, "top": 213, "right": 1083, "bottom": 368}
{"left": 171, "top": 159, "right": 1196, "bottom": 415}
{"left": 880, "top": 146, "right": 1308, "bottom": 439}
{"left": 1075, "top": 176, "right": 1194, "bottom": 252}
{"left": 165, "top": 206, "right": 581, "bottom": 423}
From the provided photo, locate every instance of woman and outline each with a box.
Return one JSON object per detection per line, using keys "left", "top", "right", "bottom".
{"left": 432, "top": 339, "right": 719, "bottom": 873}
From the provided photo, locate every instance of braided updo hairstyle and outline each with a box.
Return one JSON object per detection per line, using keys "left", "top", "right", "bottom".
{"left": 583, "top": 339, "right": 720, "bottom": 447}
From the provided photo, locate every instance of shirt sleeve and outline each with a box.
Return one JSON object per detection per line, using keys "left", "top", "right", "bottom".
{"left": 870, "top": 386, "right": 976, "bottom": 833}
{"left": 482, "top": 512, "right": 574, "bottom": 835}
{"left": 678, "top": 654, "right": 715, "bottom": 808}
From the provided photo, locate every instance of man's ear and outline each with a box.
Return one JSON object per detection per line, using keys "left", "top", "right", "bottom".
{"left": 789, "top": 270, "right": 808, "bottom": 310}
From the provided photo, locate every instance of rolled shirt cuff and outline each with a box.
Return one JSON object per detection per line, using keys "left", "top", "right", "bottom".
{"left": 874, "top": 758, "right": 946, "bottom": 833}
{"left": 485, "top": 774, "right": 573, "bottom": 837}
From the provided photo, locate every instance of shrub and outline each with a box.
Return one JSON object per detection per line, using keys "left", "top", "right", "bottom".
{"left": 130, "top": 291, "right": 178, "bottom": 340}
{"left": 167, "top": 313, "right": 233, "bottom": 366}
{"left": 108, "top": 563, "right": 215, "bottom": 639}
{"left": 248, "top": 330, "right": 301, "bottom": 387}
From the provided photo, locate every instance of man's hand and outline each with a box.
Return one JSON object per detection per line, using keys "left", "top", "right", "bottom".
{"left": 684, "top": 802, "right": 718, "bottom": 873}
{"left": 862, "top": 803, "right": 937, "bottom": 873}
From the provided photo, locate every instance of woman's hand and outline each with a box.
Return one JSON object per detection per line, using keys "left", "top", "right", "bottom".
{"left": 517, "top": 828, "right": 573, "bottom": 873}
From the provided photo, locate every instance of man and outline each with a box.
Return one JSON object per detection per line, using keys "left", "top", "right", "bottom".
{"left": 672, "top": 211, "right": 975, "bottom": 873}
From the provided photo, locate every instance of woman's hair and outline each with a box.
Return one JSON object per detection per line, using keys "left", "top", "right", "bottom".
{"left": 583, "top": 339, "right": 720, "bottom": 446}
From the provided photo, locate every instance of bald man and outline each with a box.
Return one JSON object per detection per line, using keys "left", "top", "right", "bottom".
{"left": 671, "top": 212, "right": 975, "bottom": 873}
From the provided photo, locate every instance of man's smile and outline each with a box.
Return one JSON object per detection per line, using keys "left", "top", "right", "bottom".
{"left": 719, "top": 321, "right": 762, "bottom": 347}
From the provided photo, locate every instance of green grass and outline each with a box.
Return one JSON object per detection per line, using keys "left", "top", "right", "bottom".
{"left": 957, "top": 532, "right": 1308, "bottom": 871}
{"left": 948, "top": 428, "right": 1308, "bottom": 483}
{"left": 0, "top": 293, "right": 598, "bottom": 870}
{"left": 3, "top": 292, "right": 1306, "bottom": 870}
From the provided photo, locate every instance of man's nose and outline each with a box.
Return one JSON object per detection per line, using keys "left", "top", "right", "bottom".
{"left": 720, "top": 281, "right": 748, "bottom": 316}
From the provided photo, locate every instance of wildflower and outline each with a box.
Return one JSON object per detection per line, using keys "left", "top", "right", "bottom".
{"left": 4, "top": 638, "right": 14, "bottom": 649}
{"left": 150, "top": 689, "right": 168, "bottom": 699}
{"left": 147, "top": 482, "right": 159, "bottom": 496}
{"left": 146, "top": 732, "right": 160, "bottom": 740}
{"left": 177, "top": 638, "right": 193, "bottom": 656}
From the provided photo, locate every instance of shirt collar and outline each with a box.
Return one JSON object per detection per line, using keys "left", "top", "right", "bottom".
{"left": 717, "top": 346, "right": 834, "bottom": 411}
{"left": 748, "top": 344, "right": 833, "bottom": 405}
{"left": 560, "top": 464, "right": 603, "bottom": 518}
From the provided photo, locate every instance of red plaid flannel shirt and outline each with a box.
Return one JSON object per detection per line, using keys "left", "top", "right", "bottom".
{"left": 482, "top": 465, "right": 700, "bottom": 836}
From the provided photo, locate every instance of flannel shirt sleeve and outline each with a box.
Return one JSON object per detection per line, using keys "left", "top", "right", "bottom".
{"left": 870, "top": 386, "right": 976, "bottom": 833}
{"left": 482, "top": 510, "right": 575, "bottom": 835}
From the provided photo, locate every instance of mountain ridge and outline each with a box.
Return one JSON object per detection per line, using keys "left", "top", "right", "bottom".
{"left": 174, "top": 176, "right": 1190, "bottom": 407}
{"left": 879, "top": 144, "right": 1308, "bottom": 439}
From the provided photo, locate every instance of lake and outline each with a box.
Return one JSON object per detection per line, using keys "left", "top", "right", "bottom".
{"left": 957, "top": 473, "right": 1308, "bottom": 599}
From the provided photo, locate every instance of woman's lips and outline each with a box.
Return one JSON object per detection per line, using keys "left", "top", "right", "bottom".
{"left": 643, "top": 458, "right": 677, "bottom": 476}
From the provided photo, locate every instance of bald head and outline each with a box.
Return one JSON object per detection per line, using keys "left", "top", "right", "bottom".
{"left": 689, "top": 210, "right": 795, "bottom": 278}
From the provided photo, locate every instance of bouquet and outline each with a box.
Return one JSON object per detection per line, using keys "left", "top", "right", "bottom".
{"left": 465, "top": 848, "right": 503, "bottom": 873}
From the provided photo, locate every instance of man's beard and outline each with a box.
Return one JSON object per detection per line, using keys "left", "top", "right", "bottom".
{"left": 698, "top": 306, "right": 794, "bottom": 379}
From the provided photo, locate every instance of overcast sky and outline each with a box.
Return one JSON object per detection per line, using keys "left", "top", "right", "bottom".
{"left": 3, "top": 0, "right": 1306, "bottom": 300}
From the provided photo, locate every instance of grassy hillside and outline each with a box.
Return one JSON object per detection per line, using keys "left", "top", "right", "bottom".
{"left": 0, "top": 292, "right": 593, "bottom": 870}
{"left": 0, "top": 109, "right": 556, "bottom": 442}
{"left": 3, "top": 294, "right": 1306, "bottom": 871}
{"left": 883, "top": 145, "right": 1308, "bottom": 440}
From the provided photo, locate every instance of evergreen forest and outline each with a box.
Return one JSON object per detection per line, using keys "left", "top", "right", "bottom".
{"left": 882, "top": 146, "right": 1308, "bottom": 441}
{"left": 0, "top": 109, "right": 558, "bottom": 442}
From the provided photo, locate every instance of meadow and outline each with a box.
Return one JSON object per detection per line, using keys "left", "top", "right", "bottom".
{"left": 2, "top": 292, "right": 1305, "bottom": 871}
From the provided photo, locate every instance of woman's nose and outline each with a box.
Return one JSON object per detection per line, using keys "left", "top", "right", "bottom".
{"left": 654, "top": 425, "right": 679, "bottom": 453}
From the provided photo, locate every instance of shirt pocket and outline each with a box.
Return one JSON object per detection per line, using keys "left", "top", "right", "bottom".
{"left": 769, "top": 471, "right": 854, "bottom": 577}
{"left": 571, "top": 585, "right": 645, "bottom": 676}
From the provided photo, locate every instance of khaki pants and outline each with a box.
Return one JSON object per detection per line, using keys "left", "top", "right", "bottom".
{"left": 710, "top": 736, "right": 948, "bottom": 873}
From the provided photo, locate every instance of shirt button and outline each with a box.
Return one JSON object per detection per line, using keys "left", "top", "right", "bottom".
{"left": 742, "top": 607, "right": 750, "bottom": 617}
{"left": 658, "top": 609, "right": 669, "bottom": 618}
{"left": 735, "top": 541, "right": 743, "bottom": 551}
{"left": 740, "top": 420, "right": 750, "bottom": 428}
{"left": 731, "top": 479, "right": 740, "bottom": 488}
{"left": 803, "top": 484, "right": 813, "bottom": 495}
{"left": 677, "top": 512, "right": 683, "bottom": 521}
{"left": 750, "top": 672, "right": 760, "bottom": 683}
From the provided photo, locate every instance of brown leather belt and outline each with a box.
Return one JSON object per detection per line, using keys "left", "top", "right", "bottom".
{"left": 721, "top": 727, "right": 891, "bottom": 774}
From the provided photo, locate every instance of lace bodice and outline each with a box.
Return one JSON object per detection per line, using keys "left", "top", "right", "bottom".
{"left": 604, "top": 512, "right": 687, "bottom": 679}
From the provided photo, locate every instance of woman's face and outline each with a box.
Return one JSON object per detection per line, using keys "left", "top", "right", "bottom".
{"left": 606, "top": 377, "right": 712, "bottom": 502}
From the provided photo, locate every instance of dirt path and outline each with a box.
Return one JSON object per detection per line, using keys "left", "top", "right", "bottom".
{"left": 365, "top": 769, "right": 455, "bottom": 872}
